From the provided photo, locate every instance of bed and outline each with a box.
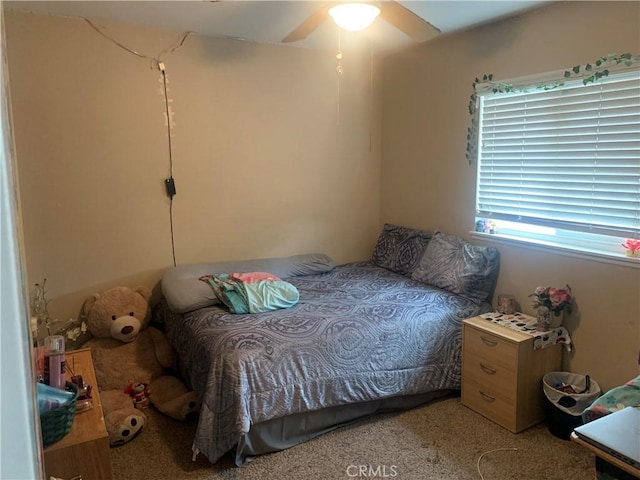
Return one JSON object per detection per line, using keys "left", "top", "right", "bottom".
{"left": 154, "top": 226, "right": 500, "bottom": 465}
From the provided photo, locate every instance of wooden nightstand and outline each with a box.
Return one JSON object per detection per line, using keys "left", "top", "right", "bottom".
{"left": 461, "top": 316, "right": 562, "bottom": 433}
{"left": 43, "top": 348, "right": 112, "bottom": 480}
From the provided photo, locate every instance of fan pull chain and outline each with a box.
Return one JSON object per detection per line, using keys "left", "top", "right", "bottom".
{"left": 369, "top": 42, "right": 373, "bottom": 152}
{"left": 336, "top": 49, "right": 342, "bottom": 127}
{"left": 336, "top": 27, "right": 343, "bottom": 76}
{"left": 336, "top": 28, "right": 342, "bottom": 127}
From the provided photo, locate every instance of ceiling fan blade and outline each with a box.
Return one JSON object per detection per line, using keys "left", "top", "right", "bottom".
{"left": 379, "top": 1, "right": 440, "bottom": 42}
{"left": 282, "top": 5, "right": 332, "bottom": 43}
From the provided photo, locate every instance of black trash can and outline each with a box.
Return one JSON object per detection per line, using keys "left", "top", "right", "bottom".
{"left": 542, "top": 372, "right": 601, "bottom": 440}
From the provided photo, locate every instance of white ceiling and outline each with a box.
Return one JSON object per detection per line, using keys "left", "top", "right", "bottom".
{"left": 5, "top": 1, "right": 551, "bottom": 52}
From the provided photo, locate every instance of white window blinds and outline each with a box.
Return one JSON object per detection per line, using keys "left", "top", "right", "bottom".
{"left": 476, "top": 69, "right": 640, "bottom": 238}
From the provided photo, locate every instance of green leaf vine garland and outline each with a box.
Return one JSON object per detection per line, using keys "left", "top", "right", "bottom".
{"left": 466, "top": 53, "right": 637, "bottom": 165}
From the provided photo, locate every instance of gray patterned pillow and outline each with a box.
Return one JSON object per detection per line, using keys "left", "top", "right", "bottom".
{"left": 411, "top": 231, "right": 500, "bottom": 304}
{"left": 371, "top": 224, "right": 432, "bottom": 276}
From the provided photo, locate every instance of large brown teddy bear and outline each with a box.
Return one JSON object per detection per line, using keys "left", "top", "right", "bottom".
{"left": 82, "top": 286, "right": 200, "bottom": 446}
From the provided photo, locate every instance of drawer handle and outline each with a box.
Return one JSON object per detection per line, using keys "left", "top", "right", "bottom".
{"left": 480, "top": 335, "right": 498, "bottom": 347}
{"left": 480, "top": 363, "right": 497, "bottom": 375}
{"left": 479, "top": 390, "right": 496, "bottom": 402}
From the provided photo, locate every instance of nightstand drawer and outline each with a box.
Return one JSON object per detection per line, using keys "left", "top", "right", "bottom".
{"left": 463, "top": 351, "right": 517, "bottom": 401}
{"left": 462, "top": 377, "right": 517, "bottom": 432}
{"left": 463, "top": 325, "right": 517, "bottom": 371}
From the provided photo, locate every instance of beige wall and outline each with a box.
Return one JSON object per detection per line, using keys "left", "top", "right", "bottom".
{"left": 6, "top": 4, "right": 639, "bottom": 391}
{"left": 381, "top": 1, "right": 640, "bottom": 391}
{"left": 5, "top": 12, "right": 381, "bottom": 322}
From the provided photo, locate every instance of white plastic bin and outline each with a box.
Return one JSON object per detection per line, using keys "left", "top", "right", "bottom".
{"left": 543, "top": 371, "right": 601, "bottom": 440}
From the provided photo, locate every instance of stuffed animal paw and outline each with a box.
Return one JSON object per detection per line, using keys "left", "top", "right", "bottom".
{"left": 101, "top": 390, "right": 146, "bottom": 446}
{"left": 149, "top": 376, "right": 201, "bottom": 420}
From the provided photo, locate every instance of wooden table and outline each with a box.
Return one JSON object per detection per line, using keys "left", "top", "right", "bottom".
{"left": 570, "top": 431, "right": 640, "bottom": 479}
{"left": 43, "top": 348, "right": 112, "bottom": 479}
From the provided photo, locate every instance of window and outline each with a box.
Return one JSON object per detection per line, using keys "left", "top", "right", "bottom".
{"left": 474, "top": 68, "right": 640, "bottom": 260}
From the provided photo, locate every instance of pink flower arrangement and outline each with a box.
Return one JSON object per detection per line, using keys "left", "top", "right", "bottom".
{"left": 622, "top": 239, "right": 640, "bottom": 257}
{"left": 529, "top": 285, "right": 573, "bottom": 316}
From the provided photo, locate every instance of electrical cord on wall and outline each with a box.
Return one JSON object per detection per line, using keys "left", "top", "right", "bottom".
{"left": 84, "top": 18, "right": 190, "bottom": 69}
{"left": 159, "top": 64, "right": 177, "bottom": 267}
{"left": 84, "top": 18, "right": 190, "bottom": 266}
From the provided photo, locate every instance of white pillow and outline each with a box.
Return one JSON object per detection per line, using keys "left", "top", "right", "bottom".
{"left": 161, "top": 253, "right": 335, "bottom": 313}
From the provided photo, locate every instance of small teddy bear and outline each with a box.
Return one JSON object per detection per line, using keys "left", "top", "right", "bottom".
{"left": 82, "top": 286, "right": 200, "bottom": 446}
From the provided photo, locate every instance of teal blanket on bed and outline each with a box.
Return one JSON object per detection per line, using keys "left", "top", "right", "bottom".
{"left": 583, "top": 375, "right": 640, "bottom": 423}
{"left": 201, "top": 272, "right": 299, "bottom": 314}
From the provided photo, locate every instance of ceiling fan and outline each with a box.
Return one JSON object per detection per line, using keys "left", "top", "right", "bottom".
{"left": 282, "top": 1, "right": 440, "bottom": 44}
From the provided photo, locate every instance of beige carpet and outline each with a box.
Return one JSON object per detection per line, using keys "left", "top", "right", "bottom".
{"left": 110, "top": 395, "right": 595, "bottom": 480}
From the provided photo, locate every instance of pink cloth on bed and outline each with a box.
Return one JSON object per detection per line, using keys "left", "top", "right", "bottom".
{"left": 230, "top": 272, "right": 281, "bottom": 283}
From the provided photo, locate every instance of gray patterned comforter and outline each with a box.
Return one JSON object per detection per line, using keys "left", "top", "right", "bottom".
{"left": 159, "top": 262, "right": 491, "bottom": 464}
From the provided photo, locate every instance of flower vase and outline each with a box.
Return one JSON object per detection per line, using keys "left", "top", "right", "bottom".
{"left": 549, "top": 311, "right": 563, "bottom": 329}
{"left": 536, "top": 307, "right": 552, "bottom": 332}
{"left": 537, "top": 307, "right": 563, "bottom": 331}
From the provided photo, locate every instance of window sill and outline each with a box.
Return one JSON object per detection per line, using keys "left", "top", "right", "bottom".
{"left": 469, "top": 231, "right": 640, "bottom": 269}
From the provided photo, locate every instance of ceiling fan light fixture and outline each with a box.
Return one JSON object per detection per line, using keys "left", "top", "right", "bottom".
{"left": 328, "top": 3, "right": 381, "bottom": 32}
